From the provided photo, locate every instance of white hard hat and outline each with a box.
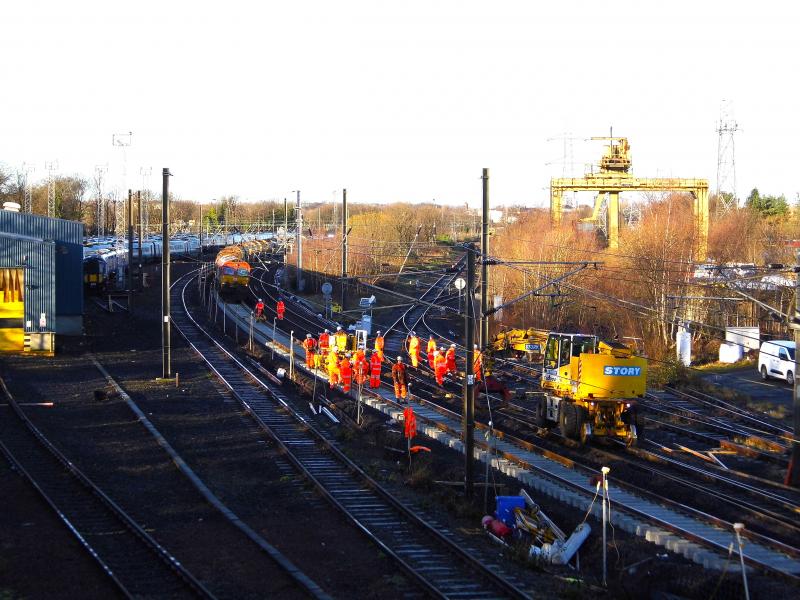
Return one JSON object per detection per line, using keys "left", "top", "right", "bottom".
{"left": 324, "top": 329, "right": 329, "bottom": 333}
{"left": 306, "top": 333, "right": 311, "bottom": 338}
{"left": 376, "top": 330, "right": 382, "bottom": 335}
{"left": 450, "top": 344, "right": 455, "bottom": 347}
{"left": 474, "top": 344, "right": 478, "bottom": 348}
{"left": 337, "top": 325, "right": 342, "bottom": 331}
{"left": 397, "top": 356, "right": 403, "bottom": 361}
{"left": 258, "top": 298, "right": 262, "bottom": 302}
{"left": 411, "top": 331, "right": 416, "bottom": 336}
{"left": 346, "top": 353, "right": 352, "bottom": 358}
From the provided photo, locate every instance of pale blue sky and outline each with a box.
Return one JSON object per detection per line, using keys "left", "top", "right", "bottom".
{"left": 2, "top": 1, "right": 798, "bottom": 208}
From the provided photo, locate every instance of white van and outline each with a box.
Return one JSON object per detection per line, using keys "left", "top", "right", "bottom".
{"left": 758, "top": 340, "right": 796, "bottom": 384}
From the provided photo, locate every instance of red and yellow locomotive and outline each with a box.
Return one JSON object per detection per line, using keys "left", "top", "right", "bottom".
{"left": 215, "top": 246, "right": 250, "bottom": 301}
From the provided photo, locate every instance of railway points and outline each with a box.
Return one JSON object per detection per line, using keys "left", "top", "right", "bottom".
{"left": 216, "top": 282, "right": 800, "bottom": 579}
{"left": 4, "top": 213, "right": 800, "bottom": 598}
{"left": 177, "top": 270, "right": 536, "bottom": 599}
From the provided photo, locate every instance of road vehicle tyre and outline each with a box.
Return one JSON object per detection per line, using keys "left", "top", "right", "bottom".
{"left": 761, "top": 365, "right": 768, "bottom": 381}
{"left": 787, "top": 370, "right": 794, "bottom": 386}
{"left": 576, "top": 407, "right": 589, "bottom": 446}
{"left": 560, "top": 402, "right": 579, "bottom": 440}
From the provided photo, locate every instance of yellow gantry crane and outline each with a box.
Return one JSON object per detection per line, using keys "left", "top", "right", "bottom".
{"left": 550, "top": 137, "right": 709, "bottom": 259}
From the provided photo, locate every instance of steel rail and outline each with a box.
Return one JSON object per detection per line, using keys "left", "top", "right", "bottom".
{"left": 0, "top": 378, "right": 215, "bottom": 600}
{"left": 178, "top": 273, "right": 532, "bottom": 600}
{"left": 380, "top": 391, "right": 800, "bottom": 579}
{"left": 244, "top": 253, "right": 800, "bottom": 576}
{"left": 663, "top": 385, "right": 795, "bottom": 441}
{"left": 383, "top": 272, "right": 800, "bottom": 557}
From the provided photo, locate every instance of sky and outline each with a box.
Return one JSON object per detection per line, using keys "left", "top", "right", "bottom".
{"left": 1, "top": 1, "right": 798, "bottom": 209}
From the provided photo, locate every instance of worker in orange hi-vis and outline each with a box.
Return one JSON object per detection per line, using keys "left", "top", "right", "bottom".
{"left": 353, "top": 348, "right": 367, "bottom": 386}
{"left": 276, "top": 299, "right": 286, "bottom": 320}
{"left": 427, "top": 335, "right": 437, "bottom": 368}
{"left": 327, "top": 348, "right": 340, "bottom": 388}
{"left": 407, "top": 331, "right": 421, "bottom": 368}
{"left": 445, "top": 344, "right": 457, "bottom": 375}
{"left": 315, "top": 329, "right": 330, "bottom": 370}
{"left": 254, "top": 298, "right": 265, "bottom": 321}
{"left": 473, "top": 344, "right": 483, "bottom": 382}
{"left": 339, "top": 353, "right": 353, "bottom": 393}
{"left": 391, "top": 356, "right": 408, "bottom": 402}
{"left": 369, "top": 351, "right": 382, "bottom": 388}
{"left": 318, "top": 329, "right": 330, "bottom": 354}
{"left": 373, "top": 330, "right": 385, "bottom": 362}
{"left": 433, "top": 349, "right": 447, "bottom": 386}
{"left": 302, "top": 333, "right": 317, "bottom": 369}
{"left": 334, "top": 326, "right": 348, "bottom": 353}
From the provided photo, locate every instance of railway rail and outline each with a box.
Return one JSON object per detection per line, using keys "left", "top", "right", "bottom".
{"left": 0, "top": 379, "right": 214, "bottom": 600}
{"left": 388, "top": 266, "right": 800, "bottom": 546}
{"left": 178, "top": 270, "right": 534, "bottom": 599}
{"left": 219, "top": 251, "right": 800, "bottom": 578}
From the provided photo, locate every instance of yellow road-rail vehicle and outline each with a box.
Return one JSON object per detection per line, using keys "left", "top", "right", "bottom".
{"left": 215, "top": 246, "right": 251, "bottom": 301}
{"left": 532, "top": 333, "right": 646, "bottom": 446}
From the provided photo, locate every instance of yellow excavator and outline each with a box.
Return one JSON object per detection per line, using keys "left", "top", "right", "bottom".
{"left": 533, "top": 333, "right": 646, "bottom": 446}
{"left": 490, "top": 328, "right": 549, "bottom": 362}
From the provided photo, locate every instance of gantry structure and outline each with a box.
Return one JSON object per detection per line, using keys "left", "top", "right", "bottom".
{"left": 550, "top": 137, "right": 709, "bottom": 259}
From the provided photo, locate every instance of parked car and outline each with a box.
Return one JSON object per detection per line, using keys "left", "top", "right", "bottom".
{"left": 758, "top": 340, "right": 796, "bottom": 384}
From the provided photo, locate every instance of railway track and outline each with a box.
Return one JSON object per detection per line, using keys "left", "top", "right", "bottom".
{"left": 226, "top": 252, "right": 800, "bottom": 578}
{"left": 397, "top": 277, "right": 800, "bottom": 542}
{"left": 378, "top": 256, "right": 466, "bottom": 359}
{"left": 642, "top": 386, "right": 791, "bottom": 463}
{"left": 177, "top": 270, "right": 533, "bottom": 599}
{"left": 0, "top": 378, "right": 214, "bottom": 600}
{"left": 328, "top": 262, "right": 800, "bottom": 575}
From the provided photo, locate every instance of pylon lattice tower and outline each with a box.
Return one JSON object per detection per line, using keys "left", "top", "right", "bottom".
{"left": 112, "top": 132, "right": 133, "bottom": 241}
{"left": 21, "top": 163, "right": 35, "bottom": 213}
{"left": 140, "top": 167, "right": 152, "bottom": 236}
{"left": 45, "top": 161, "right": 58, "bottom": 218}
{"left": 95, "top": 165, "right": 108, "bottom": 236}
{"left": 546, "top": 133, "right": 579, "bottom": 210}
{"left": 715, "top": 100, "right": 738, "bottom": 215}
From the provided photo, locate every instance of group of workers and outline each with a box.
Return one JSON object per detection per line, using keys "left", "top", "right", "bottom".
{"left": 255, "top": 300, "right": 483, "bottom": 405}
{"left": 409, "top": 331, "right": 482, "bottom": 386}
{"left": 302, "top": 326, "right": 385, "bottom": 395}
{"left": 298, "top": 326, "right": 482, "bottom": 402}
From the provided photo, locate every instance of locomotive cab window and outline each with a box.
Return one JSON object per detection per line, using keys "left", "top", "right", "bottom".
{"left": 237, "top": 268, "right": 248, "bottom": 276}
{"left": 223, "top": 267, "right": 234, "bottom": 276}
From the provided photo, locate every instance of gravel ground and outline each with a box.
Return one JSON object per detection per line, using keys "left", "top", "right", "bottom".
{"left": 0, "top": 455, "right": 123, "bottom": 600}
{"left": 2, "top": 256, "right": 796, "bottom": 599}
{"left": 0, "top": 260, "right": 407, "bottom": 599}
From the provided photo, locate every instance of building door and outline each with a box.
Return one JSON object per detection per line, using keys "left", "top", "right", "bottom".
{"left": 0, "top": 268, "right": 24, "bottom": 352}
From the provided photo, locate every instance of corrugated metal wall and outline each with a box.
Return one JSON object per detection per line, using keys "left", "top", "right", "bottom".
{"left": 0, "top": 211, "right": 82, "bottom": 329}
{"left": 0, "top": 237, "right": 56, "bottom": 332}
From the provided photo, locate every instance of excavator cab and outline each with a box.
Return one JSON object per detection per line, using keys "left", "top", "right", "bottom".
{"left": 542, "top": 334, "right": 597, "bottom": 394}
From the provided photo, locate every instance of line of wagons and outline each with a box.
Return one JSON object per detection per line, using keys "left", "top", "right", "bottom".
{"left": 83, "top": 232, "right": 276, "bottom": 292}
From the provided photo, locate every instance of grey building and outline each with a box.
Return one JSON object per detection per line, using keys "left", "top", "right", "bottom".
{"left": 0, "top": 209, "right": 83, "bottom": 352}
